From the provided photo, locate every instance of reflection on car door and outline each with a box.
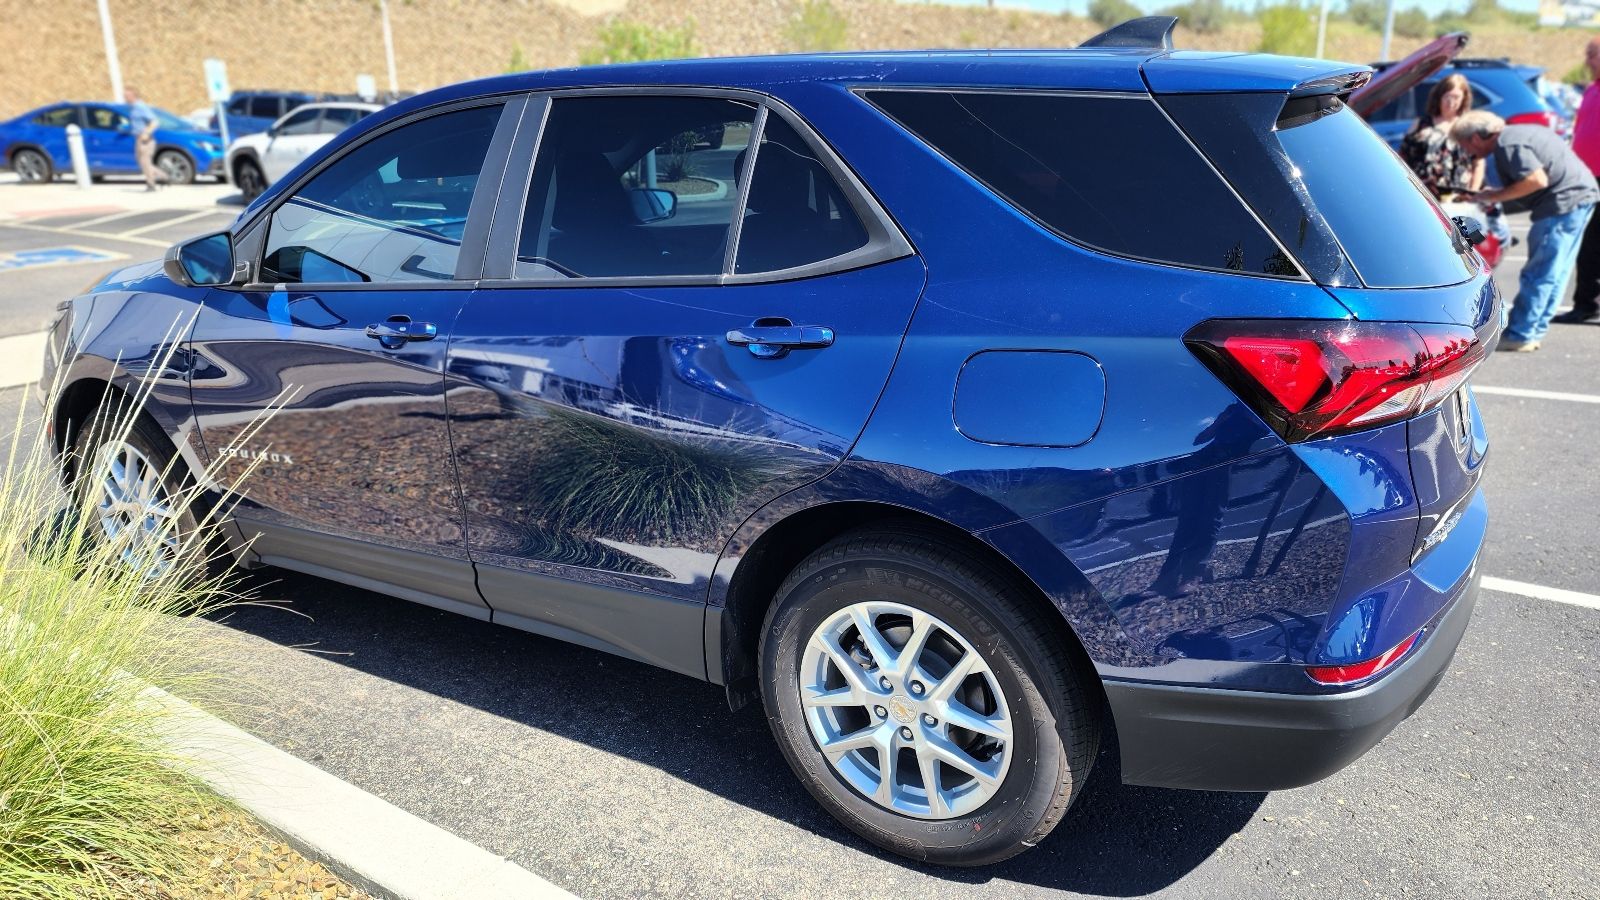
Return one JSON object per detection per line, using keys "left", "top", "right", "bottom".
{"left": 445, "top": 95, "right": 924, "bottom": 675}
{"left": 189, "top": 101, "right": 514, "bottom": 617}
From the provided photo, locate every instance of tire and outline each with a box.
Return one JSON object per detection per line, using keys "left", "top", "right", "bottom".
{"left": 759, "top": 524, "right": 1100, "bottom": 866}
{"left": 12, "top": 148, "right": 52, "bottom": 183}
{"left": 234, "top": 157, "right": 265, "bottom": 199}
{"left": 155, "top": 149, "right": 195, "bottom": 185}
{"left": 69, "top": 403, "right": 227, "bottom": 582}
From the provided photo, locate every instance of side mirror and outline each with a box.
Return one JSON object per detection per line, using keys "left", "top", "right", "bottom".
{"left": 1452, "top": 215, "right": 1487, "bottom": 247}
{"left": 266, "top": 124, "right": 281, "bottom": 139}
{"left": 164, "top": 232, "right": 238, "bottom": 287}
{"left": 628, "top": 188, "right": 677, "bottom": 224}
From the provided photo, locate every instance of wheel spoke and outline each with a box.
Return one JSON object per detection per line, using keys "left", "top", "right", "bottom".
{"left": 801, "top": 685, "right": 860, "bottom": 709}
{"left": 927, "top": 650, "right": 978, "bottom": 703}
{"left": 938, "top": 696, "right": 1010, "bottom": 741}
{"left": 813, "top": 633, "right": 880, "bottom": 697}
{"left": 819, "top": 723, "right": 881, "bottom": 756}
{"left": 849, "top": 607, "right": 898, "bottom": 672}
{"left": 899, "top": 611, "right": 936, "bottom": 671}
{"left": 916, "top": 747, "right": 948, "bottom": 818}
{"left": 926, "top": 731, "right": 1002, "bottom": 787}
{"left": 873, "top": 727, "right": 899, "bottom": 806}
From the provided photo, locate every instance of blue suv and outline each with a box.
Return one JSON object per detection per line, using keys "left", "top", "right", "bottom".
{"left": 43, "top": 18, "right": 1494, "bottom": 865}
{"left": 1, "top": 102, "right": 224, "bottom": 183}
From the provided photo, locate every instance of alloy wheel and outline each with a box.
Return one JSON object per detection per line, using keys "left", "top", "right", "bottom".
{"left": 91, "top": 439, "right": 181, "bottom": 578}
{"left": 800, "top": 600, "right": 1014, "bottom": 819}
{"left": 157, "top": 152, "right": 194, "bottom": 185}
{"left": 13, "top": 150, "right": 49, "bottom": 183}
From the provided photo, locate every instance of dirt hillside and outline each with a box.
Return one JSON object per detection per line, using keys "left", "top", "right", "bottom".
{"left": 0, "top": 0, "right": 1589, "bottom": 121}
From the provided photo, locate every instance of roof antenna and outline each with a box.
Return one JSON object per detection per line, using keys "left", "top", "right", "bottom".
{"left": 1079, "top": 16, "right": 1179, "bottom": 51}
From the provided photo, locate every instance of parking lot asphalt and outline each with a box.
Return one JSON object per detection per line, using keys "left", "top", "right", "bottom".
{"left": 0, "top": 201, "right": 1596, "bottom": 899}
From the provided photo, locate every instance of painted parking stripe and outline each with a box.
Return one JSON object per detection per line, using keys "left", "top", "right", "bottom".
{"left": 2, "top": 219, "right": 171, "bottom": 248}
{"left": 70, "top": 208, "right": 155, "bottom": 229}
{"left": 1474, "top": 385, "right": 1600, "bottom": 405}
{"left": 0, "top": 246, "right": 125, "bottom": 273}
{"left": 0, "top": 332, "right": 47, "bottom": 390}
{"left": 1482, "top": 576, "right": 1600, "bottom": 611}
{"left": 119, "top": 208, "right": 226, "bottom": 237}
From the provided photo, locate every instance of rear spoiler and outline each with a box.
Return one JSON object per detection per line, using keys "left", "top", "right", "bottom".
{"left": 1080, "top": 16, "right": 1178, "bottom": 51}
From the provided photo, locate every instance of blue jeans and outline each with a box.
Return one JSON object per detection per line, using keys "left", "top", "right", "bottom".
{"left": 1507, "top": 203, "right": 1594, "bottom": 343}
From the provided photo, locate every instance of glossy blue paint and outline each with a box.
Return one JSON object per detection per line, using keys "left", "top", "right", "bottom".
{"left": 954, "top": 351, "right": 1105, "bottom": 447}
{"left": 42, "top": 49, "right": 1493, "bottom": 796}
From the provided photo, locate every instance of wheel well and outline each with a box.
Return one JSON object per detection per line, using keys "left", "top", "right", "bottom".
{"left": 717, "top": 501, "right": 1103, "bottom": 715}
{"left": 52, "top": 378, "right": 129, "bottom": 477}
{"left": 9, "top": 143, "right": 49, "bottom": 165}
{"left": 231, "top": 151, "right": 260, "bottom": 180}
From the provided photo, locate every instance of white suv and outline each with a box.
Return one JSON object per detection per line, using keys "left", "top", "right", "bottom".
{"left": 225, "top": 101, "right": 381, "bottom": 198}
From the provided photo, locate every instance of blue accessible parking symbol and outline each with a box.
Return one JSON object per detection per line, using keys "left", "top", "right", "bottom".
{"left": 0, "top": 246, "right": 123, "bottom": 273}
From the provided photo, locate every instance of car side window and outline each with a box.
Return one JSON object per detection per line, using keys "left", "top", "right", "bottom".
{"left": 277, "top": 108, "right": 321, "bottom": 136}
{"left": 864, "top": 89, "right": 1295, "bottom": 277}
{"left": 227, "top": 97, "right": 250, "bottom": 116}
{"left": 734, "top": 115, "right": 869, "bottom": 274}
{"left": 260, "top": 103, "right": 503, "bottom": 285}
{"left": 34, "top": 107, "right": 79, "bottom": 127}
{"left": 320, "top": 107, "right": 367, "bottom": 134}
{"left": 249, "top": 97, "right": 281, "bottom": 119}
{"left": 514, "top": 95, "right": 757, "bottom": 279}
{"left": 84, "top": 107, "right": 129, "bottom": 131}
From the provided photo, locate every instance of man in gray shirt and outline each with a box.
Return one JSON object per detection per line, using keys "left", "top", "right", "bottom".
{"left": 1454, "top": 109, "right": 1598, "bottom": 350}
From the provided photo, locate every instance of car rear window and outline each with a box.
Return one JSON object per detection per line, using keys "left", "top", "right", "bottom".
{"left": 861, "top": 90, "right": 1297, "bottom": 278}
{"left": 1161, "top": 92, "right": 1478, "bottom": 290}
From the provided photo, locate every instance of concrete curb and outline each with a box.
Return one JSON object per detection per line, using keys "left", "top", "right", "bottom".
{"left": 149, "top": 686, "right": 575, "bottom": 900}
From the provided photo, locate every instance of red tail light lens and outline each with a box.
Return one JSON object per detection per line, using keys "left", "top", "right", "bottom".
{"left": 1185, "top": 319, "right": 1486, "bottom": 442}
{"left": 1306, "top": 631, "right": 1420, "bottom": 685}
{"left": 1507, "top": 111, "right": 1558, "bottom": 129}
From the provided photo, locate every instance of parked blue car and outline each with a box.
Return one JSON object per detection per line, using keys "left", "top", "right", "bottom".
{"left": 43, "top": 17, "right": 1493, "bottom": 865}
{"left": 210, "top": 90, "right": 323, "bottom": 139}
{"left": 1, "top": 102, "right": 224, "bottom": 184}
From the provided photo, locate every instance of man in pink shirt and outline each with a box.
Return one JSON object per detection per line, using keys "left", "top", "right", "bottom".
{"left": 1557, "top": 36, "right": 1600, "bottom": 324}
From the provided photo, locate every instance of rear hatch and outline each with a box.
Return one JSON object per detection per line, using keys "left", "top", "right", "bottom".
{"left": 1147, "top": 69, "right": 1494, "bottom": 663}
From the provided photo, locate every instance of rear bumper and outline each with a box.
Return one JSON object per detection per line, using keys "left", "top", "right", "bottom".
{"left": 1105, "top": 568, "right": 1479, "bottom": 791}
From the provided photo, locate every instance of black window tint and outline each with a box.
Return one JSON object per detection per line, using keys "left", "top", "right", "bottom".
{"left": 227, "top": 97, "right": 250, "bottom": 116}
{"left": 734, "top": 116, "right": 869, "bottom": 274}
{"left": 262, "top": 104, "right": 502, "bottom": 284}
{"left": 34, "top": 106, "right": 79, "bottom": 127}
{"left": 248, "top": 97, "right": 281, "bottom": 119}
{"left": 1274, "top": 102, "right": 1474, "bottom": 288}
{"left": 277, "top": 108, "right": 321, "bottom": 136}
{"left": 864, "top": 90, "right": 1293, "bottom": 277}
{"left": 516, "top": 96, "right": 757, "bottom": 279}
{"left": 320, "top": 107, "right": 367, "bottom": 134}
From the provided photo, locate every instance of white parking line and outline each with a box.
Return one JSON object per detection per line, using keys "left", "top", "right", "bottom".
{"left": 70, "top": 208, "right": 154, "bottom": 229}
{"left": 1474, "top": 385, "right": 1600, "bottom": 404}
{"left": 1483, "top": 576, "right": 1600, "bottom": 611}
{"left": 119, "top": 208, "right": 227, "bottom": 237}
{"left": 0, "top": 332, "right": 47, "bottom": 390}
{"left": 2, "top": 219, "right": 170, "bottom": 248}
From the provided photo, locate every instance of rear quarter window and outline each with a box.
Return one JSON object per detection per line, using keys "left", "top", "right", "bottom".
{"left": 861, "top": 89, "right": 1298, "bottom": 278}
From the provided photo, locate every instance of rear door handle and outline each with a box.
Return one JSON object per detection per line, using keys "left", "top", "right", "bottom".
{"left": 726, "top": 317, "right": 834, "bottom": 359}
{"left": 365, "top": 315, "right": 437, "bottom": 350}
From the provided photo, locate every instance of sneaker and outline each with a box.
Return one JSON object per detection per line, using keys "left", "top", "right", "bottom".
{"left": 1497, "top": 337, "right": 1541, "bottom": 352}
{"left": 1552, "top": 308, "right": 1600, "bottom": 324}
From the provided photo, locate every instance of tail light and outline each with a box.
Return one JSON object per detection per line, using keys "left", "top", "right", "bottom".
{"left": 1307, "top": 631, "right": 1420, "bottom": 685}
{"left": 1185, "top": 319, "right": 1486, "bottom": 442}
{"left": 1507, "top": 111, "right": 1558, "bottom": 129}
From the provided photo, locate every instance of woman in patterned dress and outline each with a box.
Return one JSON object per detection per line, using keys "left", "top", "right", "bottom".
{"left": 1400, "top": 74, "right": 1486, "bottom": 199}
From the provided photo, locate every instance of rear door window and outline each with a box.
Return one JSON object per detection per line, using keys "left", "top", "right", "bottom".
{"left": 276, "top": 108, "right": 321, "bottom": 136}
{"left": 734, "top": 115, "right": 870, "bottom": 274}
{"left": 248, "top": 97, "right": 281, "bottom": 119}
{"left": 320, "top": 107, "right": 368, "bottom": 134}
{"left": 514, "top": 95, "right": 757, "bottom": 279}
{"left": 862, "top": 89, "right": 1296, "bottom": 278}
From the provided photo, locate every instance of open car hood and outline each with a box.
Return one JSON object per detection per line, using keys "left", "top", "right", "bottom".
{"left": 1348, "top": 32, "right": 1470, "bottom": 120}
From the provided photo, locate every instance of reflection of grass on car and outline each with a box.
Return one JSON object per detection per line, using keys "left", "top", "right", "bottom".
{"left": 526, "top": 405, "right": 775, "bottom": 546}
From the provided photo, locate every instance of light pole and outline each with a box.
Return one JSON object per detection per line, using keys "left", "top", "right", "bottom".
{"left": 96, "top": 0, "right": 124, "bottom": 101}
{"left": 379, "top": 0, "right": 399, "bottom": 95}
{"left": 1317, "top": 0, "right": 1331, "bottom": 58}
{"left": 1380, "top": 0, "right": 1397, "bottom": 60}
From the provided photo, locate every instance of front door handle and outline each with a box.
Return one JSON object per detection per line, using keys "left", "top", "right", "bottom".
{"left": 726, "top": 317, "right": 835, "bottom": 359}
{"left": 365, "top": 315, "right": 437, "bottom": 350}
